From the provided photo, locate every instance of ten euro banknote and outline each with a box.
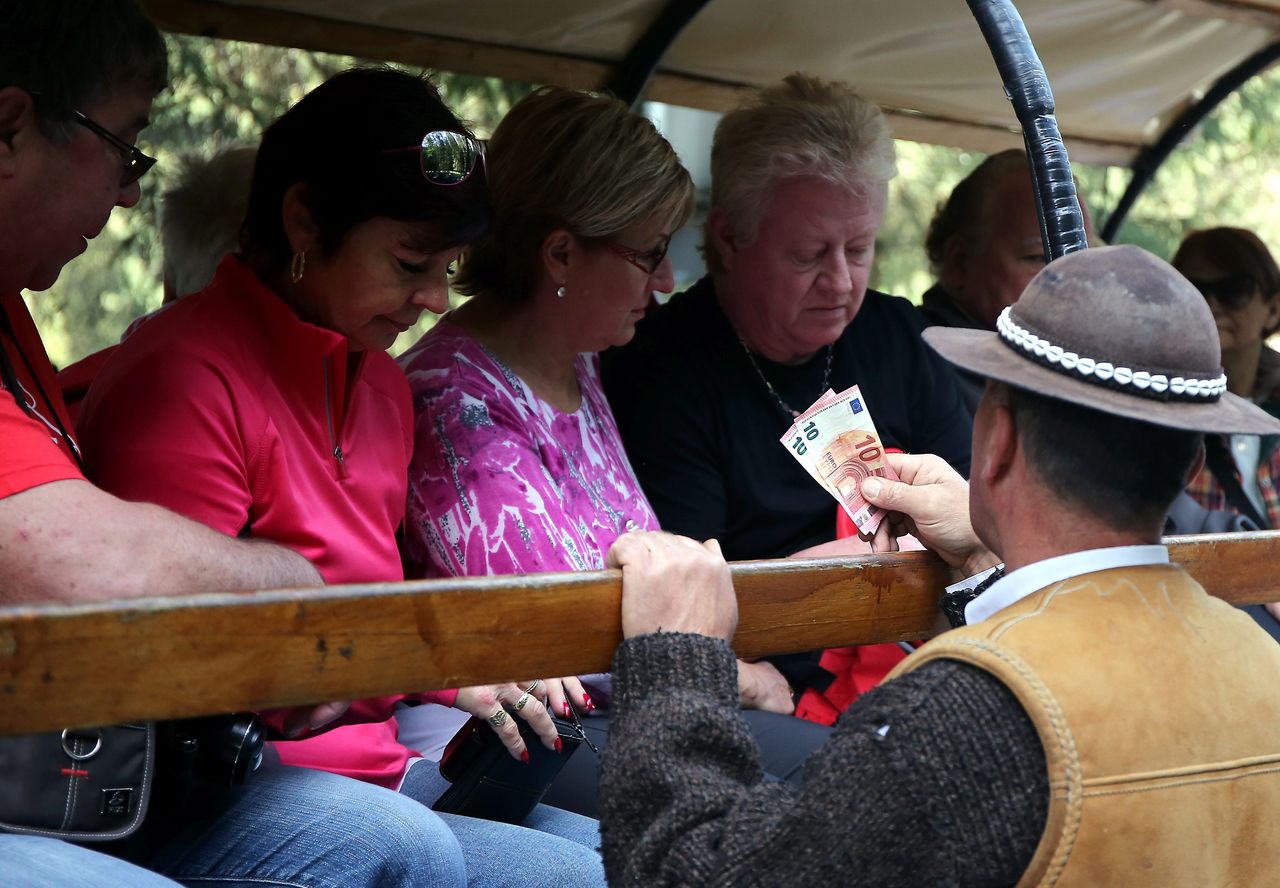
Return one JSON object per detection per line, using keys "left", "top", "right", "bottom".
{"left": 779, "top": 385, "right": 899, "bottom": 535}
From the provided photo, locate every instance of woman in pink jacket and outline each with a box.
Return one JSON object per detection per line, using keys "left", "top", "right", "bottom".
{"left": 79, "top": 67, "right": 603, "bottom": 886}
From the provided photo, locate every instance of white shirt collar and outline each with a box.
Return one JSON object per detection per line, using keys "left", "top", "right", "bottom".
{"left": 965, "top": 545, "right": 1170, "bottom": 625}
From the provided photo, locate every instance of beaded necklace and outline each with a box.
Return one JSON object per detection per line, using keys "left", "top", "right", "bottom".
{"left": 738, "top": 338, "right": 834, "bottom": 419}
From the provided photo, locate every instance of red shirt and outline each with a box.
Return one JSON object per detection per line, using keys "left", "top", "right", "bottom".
{"left": 79, "top": 257, "right": 455, "bottom": 788}
{"left": 0, "top": 293, "right": 83, "bottom": 499}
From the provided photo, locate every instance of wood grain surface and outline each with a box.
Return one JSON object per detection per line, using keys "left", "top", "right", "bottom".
{"left": 1, "top": 532, "right": 1275, "bottom": 734}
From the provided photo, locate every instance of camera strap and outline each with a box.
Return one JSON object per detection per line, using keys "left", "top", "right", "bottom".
{"left": 0, "top": 301, "right": 85, "bottom": 471}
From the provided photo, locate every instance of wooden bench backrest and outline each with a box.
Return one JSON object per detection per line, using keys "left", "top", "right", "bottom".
{"left": 1, "top": 532, "right": 1274, "bottom": 734}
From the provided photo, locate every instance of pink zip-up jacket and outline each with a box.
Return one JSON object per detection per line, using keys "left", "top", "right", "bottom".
{"left": 79, "top": 255, "right": 455, "bottom": 789}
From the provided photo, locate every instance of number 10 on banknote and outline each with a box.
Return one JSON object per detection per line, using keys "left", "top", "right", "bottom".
{"left": 779, "top": 385, "right": 899, "bottom": 536}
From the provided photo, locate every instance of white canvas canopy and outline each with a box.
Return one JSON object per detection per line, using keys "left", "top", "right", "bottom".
{"left": 142, "top": 0, "right": 1279, "bottom": 165}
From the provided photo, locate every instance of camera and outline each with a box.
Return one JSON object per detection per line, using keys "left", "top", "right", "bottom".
{"left": 164, "top": 713, "right": 265, "bottom": 787}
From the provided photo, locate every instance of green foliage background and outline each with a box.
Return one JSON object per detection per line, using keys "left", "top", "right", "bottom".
{"left": 27, "top": 35, "right": 1280, "bottom": 367}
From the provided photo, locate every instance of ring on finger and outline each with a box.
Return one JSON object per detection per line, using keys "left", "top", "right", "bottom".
{"left": 488, "top": 709, "right": 510, "bottom": 728}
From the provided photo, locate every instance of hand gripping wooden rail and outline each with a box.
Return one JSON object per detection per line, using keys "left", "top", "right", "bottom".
{"left": 1, "top": 531, "right": 1275, "bottom": 735}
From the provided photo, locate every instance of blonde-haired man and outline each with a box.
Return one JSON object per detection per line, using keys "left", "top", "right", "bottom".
{"left": 604, "top": 73, "right": 971, "bottom": 711}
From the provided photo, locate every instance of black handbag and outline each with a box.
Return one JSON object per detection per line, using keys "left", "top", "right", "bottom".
{"left": 433, "top": 713, "right": 588, "bottom": 823}
{"left": 0, "top": 715, "right": 265, "bottom": 842}
{"left": 0, "top": 724, "right": 155, "bottom": 842}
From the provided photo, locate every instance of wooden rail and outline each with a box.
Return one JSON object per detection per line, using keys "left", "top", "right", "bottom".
{"left": 1, "top": 531, "right": 1276, "bottom": 735}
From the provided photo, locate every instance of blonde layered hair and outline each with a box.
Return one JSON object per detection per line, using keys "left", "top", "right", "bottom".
{"left": 454, "top": 87, "right": 695, "bottom": 300}
{"left": 705, "top": 73, "right": 896, "bottom": 273}
{"left": 161, "top": 145, "right": 257, "bottom": 301}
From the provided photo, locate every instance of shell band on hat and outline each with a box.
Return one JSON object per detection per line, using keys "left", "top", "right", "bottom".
{"left": 996, "top": 306, "right": 1227, "bottom": 403}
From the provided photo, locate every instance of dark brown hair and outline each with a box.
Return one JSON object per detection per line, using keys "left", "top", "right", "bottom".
{"left": 1172, "top": 227, "right": 1280, "bottom": 335}
{"left": 241, "top": 67, "right": 489, "bottom": 273}
{"left": 1000, "top": 383, "right": 1202, "bottom": 534}
{"left": 0, "top": 0, "right": 168, "bottom": 139}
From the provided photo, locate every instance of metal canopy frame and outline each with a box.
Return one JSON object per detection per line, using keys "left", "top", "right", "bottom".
{"left": 966, "top": 0, "right": 1087, "bottom": 260}
{"left": 596, "top": 0, "right": 1080, "bottom": 261}
{"left": 602, "top": 0, "right": 1277, "bottom": 256}
{"left": 607, "top": 0, "right": 714, "bottom": 106}
{"left": 602, "top": 0, "right": 1084, "bottom": 260}
{"left": 1102, "top": 40, "right": 1280, "bottom": 243}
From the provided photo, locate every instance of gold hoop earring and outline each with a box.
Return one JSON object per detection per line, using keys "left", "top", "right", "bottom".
{"left": 290, "top": 250, "right": 307, "bottom": 284}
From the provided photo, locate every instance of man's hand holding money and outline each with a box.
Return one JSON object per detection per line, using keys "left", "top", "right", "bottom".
{"left": 860, "top": 453, "right": 1000, "bottom": 578}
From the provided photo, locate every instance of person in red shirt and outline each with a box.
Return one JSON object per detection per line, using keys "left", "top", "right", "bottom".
{"left": 0, "top": 4, "right": 556, "bottom": 887}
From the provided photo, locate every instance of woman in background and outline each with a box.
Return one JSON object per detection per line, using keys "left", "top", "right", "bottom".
{"left": 1174, "top": 227, "right": 1280, "bottom": 529}
{"left": 1173, "top": 226, "right": 1280, "bottom": 639}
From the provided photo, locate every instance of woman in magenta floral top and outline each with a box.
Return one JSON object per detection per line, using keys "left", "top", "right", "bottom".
{"left": 400, "top": 87, "right": 693, "bottom": 589}
{"left": 401, "top": 330, "right": 657, "bottom": 579}
{"left": 399, "top": 88, "right": 833, "bottom": 818}
{"left": 397, "top": 87, "right": 693, "bottom": 767}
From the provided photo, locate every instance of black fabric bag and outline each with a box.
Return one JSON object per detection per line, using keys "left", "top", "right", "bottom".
{"left": 433, "top": 715, "right": 582, "bottom": 824}
{"left": 0, "top": 724, "right": 155, "bottom": 841}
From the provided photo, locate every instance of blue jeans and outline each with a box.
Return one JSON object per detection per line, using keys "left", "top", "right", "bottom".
{"left": 399, "top": 757, "right": 605, "bottom": 887}
{"left": 0, "top": 835, "right": 181, "bottom": 887}
{"left": 122, "top": 760, "right": 468, "bottom": 887}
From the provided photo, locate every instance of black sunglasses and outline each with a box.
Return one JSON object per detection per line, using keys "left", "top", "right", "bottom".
{"left": 70, "top": 109, "right": 157, "bottom": 187}
{"left": 1186, "top": 274, "right": 1259, "bottom": 311}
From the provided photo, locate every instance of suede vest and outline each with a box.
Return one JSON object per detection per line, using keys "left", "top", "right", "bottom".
{"left": 888, "top": 563, "right": 1280, "bottom": 887}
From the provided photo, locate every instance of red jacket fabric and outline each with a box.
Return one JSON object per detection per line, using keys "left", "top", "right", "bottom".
{"left": 79, "top": 256, "right": 455, "bottom": 788}
{"left": 0, "top": 293, "right": 83, "bottom": 497}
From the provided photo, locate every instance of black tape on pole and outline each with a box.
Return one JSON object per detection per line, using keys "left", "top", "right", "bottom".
{"left": 966, "top": 0, "right": 1088, "bottom": 259}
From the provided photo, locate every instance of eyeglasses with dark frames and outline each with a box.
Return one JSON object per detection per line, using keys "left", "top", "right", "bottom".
{"left": 25, "top": 92, "right": 156, "bottom": 188}
{"left": 70, "top": 109, "right": 157, "bottom": 187}
{"left": 606, "top": 240, "right": 669, "bottom": 276}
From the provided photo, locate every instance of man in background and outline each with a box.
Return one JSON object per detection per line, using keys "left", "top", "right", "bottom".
{"left": 920, "top": 148, "right": 1094, "bottom": 412}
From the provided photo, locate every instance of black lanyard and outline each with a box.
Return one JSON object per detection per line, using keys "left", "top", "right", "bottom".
{"left": 0, "top": 302, "right": 85, "bottom": 471}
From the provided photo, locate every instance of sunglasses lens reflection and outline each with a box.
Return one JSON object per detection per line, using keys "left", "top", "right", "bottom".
{"left": 420, "top": 130, "right": 479, "bottom": 185}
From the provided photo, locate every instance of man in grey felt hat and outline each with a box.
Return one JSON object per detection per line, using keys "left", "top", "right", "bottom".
{"left": 596, "top": 245, "right": 1280, "bottom": 886}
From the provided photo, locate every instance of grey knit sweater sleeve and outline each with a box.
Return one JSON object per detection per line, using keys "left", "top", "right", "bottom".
{"left": 600, "top": 633, "right": 1048, "bottom": 887}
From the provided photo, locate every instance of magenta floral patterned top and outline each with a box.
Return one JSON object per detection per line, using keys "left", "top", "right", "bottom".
{"left": 399, "top": 317, "right": 659, "bottom": 578}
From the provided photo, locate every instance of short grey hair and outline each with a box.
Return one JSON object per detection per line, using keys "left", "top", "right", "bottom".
{"left": 160, "top": 145, "right": 257, "bottom": 301}
{"left": 705, "top": 73, "right": 897, "bottom": 273}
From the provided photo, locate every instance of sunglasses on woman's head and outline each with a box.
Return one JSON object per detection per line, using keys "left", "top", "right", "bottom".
{"left": 1186, "top": 274, "right": 1259, "bottom": 310}
{"left": 383, "top": 130, "right": 484, "bottom": 186}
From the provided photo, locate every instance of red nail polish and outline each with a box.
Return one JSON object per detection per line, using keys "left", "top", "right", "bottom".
{"left": 563, "top": 702, "right": 571, "bottom": 717}
{"left": 554, "top": 737, "right": 563, "bottom": 753}
{"left": 582, "top": 693, "right": 593, "bottom": 709}
{"left": 520, "top": 749, "right": 530, "bottom": 764}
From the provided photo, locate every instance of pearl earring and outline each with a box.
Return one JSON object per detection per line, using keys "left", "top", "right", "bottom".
{"left": 555, "top": 285, "right": 566, "bottom": 299}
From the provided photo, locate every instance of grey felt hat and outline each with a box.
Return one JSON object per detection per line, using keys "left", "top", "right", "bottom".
{"left": 924, "top": 244, "right": 1280, "bottom": 435}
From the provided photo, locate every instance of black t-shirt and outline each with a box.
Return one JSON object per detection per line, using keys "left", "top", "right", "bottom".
{"left": 603, "top": 276, "right": 972, "bottom": 562}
